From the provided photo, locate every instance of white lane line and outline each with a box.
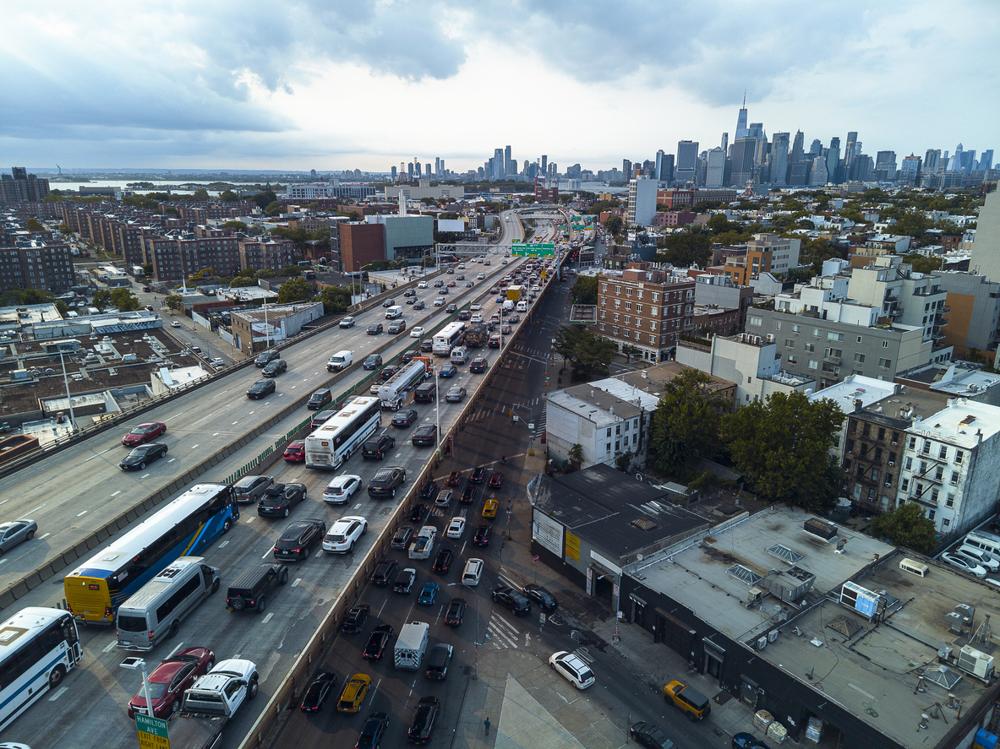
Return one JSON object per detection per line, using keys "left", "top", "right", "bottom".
{"left": 168, "top": 641, "right": 185, "bottom": 657}
{"left": 261, "top": 547, "right": 273, "bottom": 560}
{"left": 141, "top": 473, "right": 150, "bottom": 479}
{"left": 0, "top": 559, "right": 6, "bottom": 566}
{"left": 492, "top": 612, "right": 519, "bottom": 634}
{"left": 264, "top": 401, "right": 271, "bottom": 406}
{"left": 27, "top": 504, "right": 45, "bottom": 515}
{"left": 248, "top": 411, "right": 254, "bottom": 415}
{"left": 109, "top": 491, "right": 121, "bottom": 498}
{"left": 191, "top": 444, "right": 199, "bottom": 449}
{"left": 76, "top": 510, "right": 88, "bottom": 517}
{"left": 102, "top": 641, "right": 118, "bottom": 653}
{"left": 39, "top": 532, "right": 50, "bottom": 540}
{"left": 262, "top": 613, "right": 274, "bottom": 624}
{"left": 353, "top": 502, "right": 362, "bottom": 510}
{"left": 245, "top": 516, "right": 255, "bottom": 523}
{"left": 167, "top": 458, "right": 176, "bottom": 463}
{"left": 231, "top": 421, "right": 239, "bottom": 426}
{"left": 290, "top": 385, "right": 296, "bottom": 390}
{"left": 292, "top": 577, "right": 303, "bottom": 588}
{"left": 212, "top": 432, "right": 220, "bottom": 437}
{"left": 314, "top": 549, "right": 323, "bottom": 558}
{"left": 0, "top": 499, "right": 8, "bottom": 506}
{"left": 48, "top": 686, "right": 69, "bottom": 702}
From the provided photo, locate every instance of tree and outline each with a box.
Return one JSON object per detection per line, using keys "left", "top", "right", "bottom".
{"left": 221, "top": 220, "right": 248, "bottom": 232}
{"left": 871, "top": 503, "right": 937, "bottom": 553}
{"left": 25, "top": 218, "right": 45, "bottom": 232}
{"left": 230, "top": 275, "right": 258, "bottom": 288}
{"left": 264, "top": 201, "right": 283, "bottom": 217}
{"left": 650, "top": 369, "right": 726, "bottom": 479}
{"left": 95, "top": 287, "right": 141, "bottom": 311}
{"left": 903, "top": 254, "right": 943, "bottom": 274}
{"left": 191, "top": 188, "right": 210, "bottom": 201}
{"left": 319, "top": 285, "right": 352, "bottom": 314}
{"left": 568, "top": 444, "right": 584, "bottom": 469}
{"left": 603, "top": 215, "right": 624, "bottom": 237}
{"left": 570, "top": 276, "right": 598, "bottom": 305}
{"left": 553, "top": 325, "right": 615, "bottom": 379}
{"left": 219, "top": 189, "right": 241, "bottom": 202}
{"left": 707, "top": 213, "right": 740, "bottom": 235}
{"left": 721, "top": 391, "right": 843, "bottom": 511}
{"left": 656, "top": 229, "right": 712, "bottom": 267}
{"left": 164, "top": 294, "right": 184, "bottom": 312}
{"left": 276, "top": 276, "right": 314, "bottom": 303}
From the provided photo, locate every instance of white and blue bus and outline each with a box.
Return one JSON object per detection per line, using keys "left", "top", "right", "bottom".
{"left": 0, "top": 606, "right": 83, "bottom": 731}
{"left": 432, "top": 321, "right": 466, "bottom": 356}
{"left": 304, "top": 396, "right": 381, "bottom": 469}
{"left": 63, "top": 483, "right": 237, "bottom": 625}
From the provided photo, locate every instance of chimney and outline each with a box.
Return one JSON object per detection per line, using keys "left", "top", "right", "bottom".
{"left": 853, "top": 398, "right": 863, "bottom": 413}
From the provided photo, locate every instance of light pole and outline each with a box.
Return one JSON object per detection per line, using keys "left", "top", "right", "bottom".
{"left": 58, "top": 351, "right": 76, "bottom": 430}
{"left": 262, "top": 300, "right": 270, "bottom": 351}
{"left": 120, "top": 656, "right": 154, "bottom": 717}
{"left": 434, "top": 368, "right": 441, "bottom": 451}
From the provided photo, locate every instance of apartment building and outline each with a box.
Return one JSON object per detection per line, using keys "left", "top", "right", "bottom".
{"left": 722, "top": 233, "right": 801, "bottom": 286}
{"left": 146, "top": 233, "right": 241, "bottom": 282}
{"left": 933, "top": 270, "right": 1000, "bottom": 356}
{"left": 0, "top": 167, "right": 49, "bottom": 205}
{"left": 626, "top": 178, "right": 657, "bottom": 227}
{"left": 237, "top": 239, "right": 299, "bottom": 273}
{"left": 0, "top": 243, "right": 75, "bottom": 293}
{"left": 596, "top": 264, "right": 695, "bottom": 362}
{"left": 338, "top": 222, "right": 385, "bottom": 272}
{"left": 846, "top": 255, "right": 947, "bottom": 343}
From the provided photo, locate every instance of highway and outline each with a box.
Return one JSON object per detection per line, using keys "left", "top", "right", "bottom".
{"left": 0, "top": 213, "right": 545, "bottom": 748}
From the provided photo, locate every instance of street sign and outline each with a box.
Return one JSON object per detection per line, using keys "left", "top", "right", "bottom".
{"left": 135, "top": 713, "right": 170, "bottom": 749}
{"left": 528, "top": 423, "right": 535, "bottom": 431}
{"left": 512, "top": 242, "right": 555, "bottom": 257}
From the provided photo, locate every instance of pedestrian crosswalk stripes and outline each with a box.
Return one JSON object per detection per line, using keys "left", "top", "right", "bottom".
{"left": 487, "top": 610, "right": 521, "bottom": 650}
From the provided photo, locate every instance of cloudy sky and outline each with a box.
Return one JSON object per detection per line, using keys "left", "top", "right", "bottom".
{"left": 2, "top": 0, "right": 996, "bottom": 173}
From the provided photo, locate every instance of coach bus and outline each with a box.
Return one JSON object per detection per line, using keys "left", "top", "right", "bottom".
{"left": 304, "top": 396, "right": 381, "bottom": 469}
{"left": 432, "top": 321, "right": 466, "bottom": 356}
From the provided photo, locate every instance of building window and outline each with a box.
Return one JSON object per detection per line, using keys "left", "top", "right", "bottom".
{"left": 857, "top": 336, "right": 863, "bottom": 343}
{"left": 879, "top": 358, "right": 891, "bottom": 368}
{"left": 784, "top": 339, "right": 795, "bottom": 348}
{"left": 938, "top": 445, "right": 947, "bottom": 459}
{"left": 748, "top": 316, "right": 762, "bottom": 327}
{"left": 881, "top": 340, "right": 889, "bottom": 348}
{"left": 928, "top": 509, "right": 936, "bottom": 521}
{"left": 827, "top": 332, "right": 843, "bottom": 341}
{"left": 854, "top": 353, "right": 865, "bottom": 363}
{"left": 901, "top": 478, "right": 909, "bottom": 492}
{"left": 787, "top": 355, "right": 797, "bottom": 364}
{"left": 804, "top": 343, "right": 815, "bottom": 353}
{"left": 945, "top": 494, "right": 954, "bottom": 508}
{"left": 956, "top": 450, "right": 964, "bottom": 464}
{"left": 808, "top": 360, "right": 818, "bottom": 370}
{"left": 943, "top": 518, "right": 951, "bottom": 528}
{"left": 792, "top": 324, "right": 800, "bottom": 333}
{"left": 931, "top": 488, "right": 939, "bottom": 503}
{"left": 922, "top": 441, "right": 930, "bottom": 455}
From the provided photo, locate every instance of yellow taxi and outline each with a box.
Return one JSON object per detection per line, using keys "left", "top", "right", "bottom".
{"left": 482, "top": 497, "right": 499, "bottom": 519}
{"left": 337, "top": 672, "right": 372, "bottom": 713}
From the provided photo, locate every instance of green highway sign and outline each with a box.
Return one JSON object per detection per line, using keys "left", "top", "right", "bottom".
{"left": 512, "top": 242, "right": 555, "bottom": 256}
{"left": 136, "top": 713, "right": 170, "bottom": 749}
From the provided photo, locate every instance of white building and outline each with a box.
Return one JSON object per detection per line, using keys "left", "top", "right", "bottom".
{"left": 809, "top": 374, "right": 898, "bottom": 457}
{"left": 896, "top": 398, "right": 1000, "bottom": 536}
{"left": 546, "top": 384, "right": 644, "bottom": 469}
{"left": 626, "top": 178, "right": 658, "bottom": 227}
{"left": 970, "top": 190, "right": 1000, "bottom": 283}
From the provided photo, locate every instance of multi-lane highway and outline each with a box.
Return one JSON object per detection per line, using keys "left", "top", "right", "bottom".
{"left": 0, "top": 212, "right": 558, "bottom": 748}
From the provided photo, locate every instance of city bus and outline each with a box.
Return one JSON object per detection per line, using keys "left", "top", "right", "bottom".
{"left": 304, "top": 396, "right": 381, "bottom": 469}
{"left": 0, "top": 606, "right": 83, "bottom": 731}
{"left": 64, "top": 483, "right": 237, "bottom": 625}
{"left": 432, "top": 321, "right": 466, "bottom": 356}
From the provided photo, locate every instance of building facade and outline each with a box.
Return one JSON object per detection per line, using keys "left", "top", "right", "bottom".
{"left": 933, "top": 270, "right": 1000, "bottom": 356}
{"left": 626, "top": 178, "right": 657, "bottom": 227}
{"left": 0, "top": 243, "right": 75, "bottom": 293}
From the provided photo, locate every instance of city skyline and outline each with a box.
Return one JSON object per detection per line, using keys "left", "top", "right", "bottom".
{"left": 2, "top": 1, "right": 997, "bottom": 171}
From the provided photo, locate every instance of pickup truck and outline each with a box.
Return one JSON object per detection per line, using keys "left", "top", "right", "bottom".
{"left": 171, "top": 659, "right": 259, "bottom": 749}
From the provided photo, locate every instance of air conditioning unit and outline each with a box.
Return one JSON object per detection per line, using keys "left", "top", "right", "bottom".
{"left": 768, "top": 629, "right": 780, "bottom": 643}
{"left": 958, "top": 644, "right": 994, "bottom": 680}
{"left": 756, "top": 636, "right": 769, "bottom": 651}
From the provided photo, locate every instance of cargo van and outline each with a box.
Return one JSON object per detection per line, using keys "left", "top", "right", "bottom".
{"left": 515, "top": 300, "right": 527, "bottom": 312}
{"left": 327, "top": 350, "right": 353, "bottom": 372}
{"left": 450, "top": 346, "right": 468, "bottom": 365}
{"left": 116, "top": 556, "right": 220, "bottom": 651}
{"left": 385, "top": 305, "right": 403, "bottom": 320}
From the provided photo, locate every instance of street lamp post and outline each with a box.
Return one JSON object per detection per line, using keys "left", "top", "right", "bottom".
{"left": 58, "top": 350, "right": 76, "bottom": 430}
{"left": 434, "top": 369, "right": 441, "bottom": 451}
{"left": 120, "top": 657, "right": 154, "bottom": 717}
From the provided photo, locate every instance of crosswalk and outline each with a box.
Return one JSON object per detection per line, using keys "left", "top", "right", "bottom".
{"left": 487, "top": 610, "right": 521, "bottom": 650}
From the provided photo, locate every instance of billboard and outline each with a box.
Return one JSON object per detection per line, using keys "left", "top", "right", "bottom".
{"left": 532, "top": 509, "right": 563, "bottom": 557}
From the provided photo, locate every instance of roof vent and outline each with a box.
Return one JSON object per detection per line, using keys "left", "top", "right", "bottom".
{"left": 630, "top": 517, "right": 657, "bottom": 531}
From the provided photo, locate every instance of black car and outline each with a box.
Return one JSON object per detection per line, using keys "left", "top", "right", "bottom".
{"left": 254, "top": 350, "right": 280, "bottom": 367}
{"left": 419, "top": 338, "right": 434, "bottom": 353}
{"left": 411, "top": 425, "right": 437, "bottom": 447}
{"left": 261, "top": 359, "right": 287, "bottom": 377}
{"left": 257, "top": 483, "right": 307, "bottom": 518}
{"left": 424, "top": 643, "right": 453, "bottom": 681}
{"left": 247, "top": 379, "right": 275, "bottom": 399}
{"left": 491, "top": 585, "right": 531, "bottom": 616}
{"left": 340, "top": 604, "right": 370, "bottom": 634}
{"left": 382, "top": 298, "right": 395, "bottom": 308}
{"left": 472, "top": 524, "right": 492, "bottom": 547}
{"left": 445, "top": 303, "right": 457, "bottom": 313}
{"left": 419, "top": 480, "right": 440, "bottom": 503}
{"left": 393, "top": 567, "right": 416, "bottom": 594}
{"left": 629, "top": 721, "right": 676, "bottom": 749}
{"left": 368, "top": 466, "right": 406, "bottom": 498}
{"left": 362, "top": 433, "right": 396, "bottom": 460}
{"left": 363, "top": 354, "right": 383, "bottom": 370}
{"left": 390, "top": 526, "right": 414, "bottom": 550}
{"left": 401, "top": 349, "right": 419, "bottom": 364}
{"left": 363, "top": 624, "right": 394, "bottom": 661}
{"left": 225, "top": 564, "right": 288, "bottom": 612}
{"left": 413, "top": 300, "right": 425, "bottom": 310}
{"left": 470, "top": 466, "right": 488, "bottom": 484}
{"left": 307, "top": 388, "right": 332, "bottom": 410}
{"left": 444, "top": 598, "right": 466, "bottom": 627}
{"left": 392, "top": 409, "right": 418, "bottom": 428}
{"left": 310, "top": 408, "right": 337, "bottom": 429}
{"left": 300, "top": 671, "right": 336, "bottom": 713}
{"left": 119, "top": 442, "right": 168, "bottom": 471}
{"left": 356, "top": 712, "right": 389, "bottom": 749}
{"left": 460, "top": 483, "right": 475, "bottom": 504}
{"left": 469, "top": 357, "right": 488, "bottom": 374}
{"left": 272, "top": 518, "right": 326, "bottom": 561}
{"left": 408, "top": 503, "right": 429, "bottom": 524}
{"left": 731, "top": 733, "right": 770, "bottom": 749}
{"left": 407, "top": 696, "right": 440, "bottom": 744}
{"left": 366, "top": 323, "right": 384, "bottom": 335}
{"left": 376, "top": 366, "right": 399, "bottom": 384}
{"left": 457, "top": 309, "right": 471, "bottom": 321}
{"left": 372, "top": 558, "right": 398, "bottom": 586}
{"left": 432, "top": 547, "right": 453, "bottom": 574}
{"left": 522, "top": 583, "right": 558, "bottom": 613}
{"left": 488, "top": 470, "right": 504, "bottom": 490}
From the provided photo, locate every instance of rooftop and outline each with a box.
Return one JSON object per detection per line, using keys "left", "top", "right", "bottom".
{"left": 897, "top": 362, "right": 1000, "bottom": 399}
{"left": 809, "top": 374, "right": 898, "bottom": 415}
{"left": 908, "top": 398, "right": 1000, "bottom": 448}
{"left": 854, "top": 387, "right": 950, "bottom": 430}
{"left": 547, "top": 384, "right": 643, "bottom": 425}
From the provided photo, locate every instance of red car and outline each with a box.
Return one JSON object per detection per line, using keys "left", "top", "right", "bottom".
{"left": 488, "top": 471, "right": 504, "bottom": 490}
{"left": 122, "top": 421, "right": 167, "bottom": 447}
{"left": 283, "top": 440, "right": 305, "bottom": 463}
{"left": 127, "top": 646, "right": 215, "bottom": 718}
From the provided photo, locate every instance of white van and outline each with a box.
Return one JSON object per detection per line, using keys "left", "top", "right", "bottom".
{"left": 327, "top": 350, "right": 353, "bottom": 372}
{"left": 115, "top": 556, "right": 220, "bottom": 651}
{"left": 898, "top": 557, "right": 929, "bottom": 578}
{"left": 515, "top": 300, "right": 527, "bottom": 312}
{"left": 385, "top": 305, "right": 403, "bottom": 320}
{"left": 450, "top": 346, "right": 469, "bottom": 365}
{"left": 461, "top": 558, "right": 484, "bottom": 587}
{"left": 962, "top": 531, "right": 1000, "bottom": 558}
{"left": 956, "top": 545, "right": 1000, "bottom": 572}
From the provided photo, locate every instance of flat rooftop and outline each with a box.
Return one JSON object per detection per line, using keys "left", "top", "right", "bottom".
{"left": 908, "top": 398, "right": 1000, "bottom": 449}
{"left": 810, "top": 375, "right": 898, "bottom": 415}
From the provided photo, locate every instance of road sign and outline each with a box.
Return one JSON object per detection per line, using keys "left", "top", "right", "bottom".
{"left": 135, "top": 713, "right": 170, "bottom": 749}
{"left": 512, "top": 242, "right": 555, "bottom": 257}
{"left": 528, "top": 423, "right": 535, "bottom": 431}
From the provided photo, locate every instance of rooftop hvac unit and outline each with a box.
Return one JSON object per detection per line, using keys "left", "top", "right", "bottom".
{"left": 768, "top": 629, "right": 780, "bottom": 643}
{"left": 756, "top": 636, "right": 769, "bottom": 651}
{"left": 957, "top": 644, "right": 994, "bottom": 681}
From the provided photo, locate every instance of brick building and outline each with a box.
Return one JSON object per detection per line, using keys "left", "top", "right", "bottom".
{"left": 0, "top": 243, "right": 75, "bottom": 293}
{"left": 338, "top": 222, "right": 385, "bottom": 272}
{"left": 237, "top": 239, "right": 299, "bottom": 273}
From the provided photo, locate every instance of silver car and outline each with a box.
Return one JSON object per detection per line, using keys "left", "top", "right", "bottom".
{"left": 0, "top": 519, "right": 38, "bottom": 553}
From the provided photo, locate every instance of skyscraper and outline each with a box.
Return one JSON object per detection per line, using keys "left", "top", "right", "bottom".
{"left": 845, "top": 131, "right": 858, "bottom": 171}
{"left": 622, "top": 159, "right": 632, "bottom": 179}
{"left": 424, "top": 163, "right": 431, "bottom": 177}
{"left": 769, "top": 132, "right": 790, "bottom": 186}
{"left": 979, "top": 150, "right": 994, "bottom": 172}
{"left": 874, "top": 151, "right": 897, "bottom": 181}
{"left": 540, "top": 155, "right": 548, "bottom": 175}
{"left": 626, "top": 178, "right": 658, "bottom": 227}
{"left": 948, "top": 144, "right": 964, "bottom": 172}
{"left": 675, "top": 140, "right": 699, "bottom": 184}
{"left": 493, "top": 148, "right": 504, "bottom": 179}
{"left": 705, "top": 147, "right": 726, "bottom": 188}
{"left": 808, "top": 156, "right": 829, "bottom": 186}
{"left": 735, "top": 92, "right": 749, "bottom": 139}
{"left": 899, "top": 155, "right": 921, "bottom": 185}
{"left": 924, "top": 149, "right": 941, "bottom": 173}
{"left": 390, "top": 165, "right": 398, "bottom": 181}
{"left": 787, "top": 131, "right": 808, "bottom": 185}
{"left": 721, "top": 132, "right": 729, "bottom": 155}
{"left": 504, "top": 145, "right": 513, "bottom": 179}
{"left": 728, "top": 138, "right": 757, "bottom": 187}
{"left": 809, "top": 139, "right": 822, "bottom": 156}
{"left": 826, "top": 137, "right": 841, "bottom": 184}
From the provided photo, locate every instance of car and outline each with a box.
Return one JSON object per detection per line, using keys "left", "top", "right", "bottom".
{"left": 470, "top": 303, "right": 482, "bottom": 311}
{"left": 127, "top": 646, "right": 215, "bottom": 718}
{"left": 211, "top": 357, "right": 226, "bottom": 369}
{"left": 432, "top": 548, "right": 454, "bottom": 574}
{"left": 393, "top": 567, "right": 417, "bottom": 594}
{"left": 433, "top": 280, "right": 444, "bottom": 287}
{"left": 469, "top": 356, "right": 488, "bottom": 374}
{"left": 492, "top": 584, "right": 531, "bottom": 615}
{"left": 411, "top": 424, "right": 437, "bottom": 447}
{"left": 465, "top": 280, "right": 474, "bottom": 287}
{"left": 119, "top": 442, "right": 168, "bottom": 471}
{"left": 299, "top": 670, "right": 337, "bottom": 713}
{"left": 417, "top": 581, "right": 440, "bottom": 605}
{"left": 409, "top": 503, "right": 429, "bottom": 524}
{"left": 439, "top": 287, "right": 449, "bottom": 295}
{"left": 247, "top": 379, "right": 275, "bottom": 399}
{"left": 941, "top": 552, "right": 988, "bottom": 578}
{"left": 413, "top": 300, "right": 426, "bottom": 310}
{"left": 232, "top": 474, "right": 274, "bottom": 503}
{"left": 401, "top": 349, "right": 419, "bottom": 363}
{"left": 340, "top": 604, "right": 369, "bottom": 634}
{"left": 366, "top": 323, "right": 384, "bottom": 335}
{"left": 311, "top": 408, "right": 337, "bottom": 428}
{"left": 323, "top": 516, "right": 367, "bottom": 553}
{"left": 732, "top": 733, "right": 771, "bottom": 749}
{"left": 549, "top": 650, "right": 596, "bottom": 690}
{"left": 363, "top": 624, "right": 394, "bottom": 660}
{"left": 662, "top": 679, "right": 711, "bottom": 721}
{"left": 444, "top": 598, "right": 466, "bottom": 627}
{"left": 507, "top": 313, "right": 520, "bottom": 323}
{"left": 261, "top": 358, "right": 287, "bottom": 377}
{"left": 382, "top": 298, "right": 396, "bottom": 308}
{"left": 387, "top": 319, "right": 407, "bottom": 334}
{"left": 434, "top": 489, "right": 453, "bottom": 508}
{"left": 472, "top": 524, "right": 492, "bottom": 547}
{"left": 337, "top": 672, "right": 372, "bottom": 714}
{"left": 419, "top": 480, "right": 440, "bottom": 502}
{"left": 257, "top": 482, "right": 307, "bottom": 518}
{"left": 391, "top": 526, "right": 414, "bottom": 551}
{"left": 425, "top": 643, "right": 453, "bottom": 680}
{"left": 392, "top": 408, "right": 418, "bottom": 428}
{"left": 433, "top": 297, "right": 445, "bottom": 307}
{"left": 482, "top": 497, "right": 499, "bottom": 519}
{"left": 361, "top": 432, "right": 396, "bottom": 460}
{"left": 446, "top": 516, "right": 466, "bottom": 538}
{"left": 488, "top": 470, "right": 503, "bottom": 489}
{"left": 362, "top": 353, "right": 383, "bottom": 370}
{"left": 445, "top": 385, "right": 466, "bottom": 402}
{"left": 323, "top": 474, "right": 362, "bottom": 504}
{"left": 307, "top": 388, "right": 333, "bottom": 410}
{"left": 404, "top": 288, "right": 416, "bottom": 297}
{"left": 339, "top": 315, "right": 356, "bottom": 328}
{"left": 420, "top": 338, "right": 434, "bottom": 353}
{"left": 356, "top": 712, "right": 390, "bottom": 749}
{"left": 446, "top": 471, "right": 461, "bottom": 487}
{"left": 225, "top": 563, "right": 287, "bottom": 612}
{"left": 407, "top": 696, "right": 440, "bottom": 744}
{"left": 460, "top": 483, "right": 475, "bottom": 504}
{"left": 470, "top": 466, "right": 488, "bottom": 484}
{"left": 457, "top": 309, "right": 471, "bottom": 321}
{"left": 438, "top": 363, "right": 457, "bottom": 378}
{"left": 955, "top": 544, "right": 1000, "bottom": 572}
{"left": 121, "top": 421, "right": 167, "bottom": 447}
{"left": 368, "top": 466, "right": 406, "bottom": 498}
{"left": 410, "top": 326, "right": 425, "bottom": 338}
{"left": 461, "top": 558, "right": 484, "bottom": 587}
{"left": 254, "top": 350, "right": 280, "bottom": 367}
{"left": 417, "top": 281, "right": 429, "bottom": 289}
{"left": 523, "top": 583, "right": 558, "bottom": 613}
{"left": 371, "top": 558, "right": 398, "bottom": 587}
{"left": 282, "top": 440, "right": 305, "bottom": 463}
{"left": 170, "top": 319, "right": 182, "bottom": 328}
{"left": 272, "top": 518, "right": 326, "bottom": 561}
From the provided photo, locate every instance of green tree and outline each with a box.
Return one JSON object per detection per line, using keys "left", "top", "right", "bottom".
{"left": 319, "top": 285, "right": 352, "bottom": 314}
{"left": 98, "top": 287, "right": 141, "bottom": 311}
{"left": 254, "top": 189, "right": 278, "bottom": 210}
{"left": 264, "top": 201, "right": 283, "bottom": 217}
{"left": 191, "top": 188, "right": 210, "bottom": 201}
{"left": 221, "top": 220, "right": 248, "bottom": 232}
{"left": 219, "top": 189, "right": 240, "bottom": 202}
{"left": 279, "top": 265, "right": 303, "bottom": 277}
{"left": 871, "top": 503, "right": 937, "bottom": 554}
{"left": 570, "top": 276, "right": 598, "bottom": 305}
{"left": 92, "top": 289, "right": 111, "bottom": 309}
{"left": 603, "top": 215, "right": 624, "bottom": 237}
{"left": 722, "top": 391, "right": 843, "bottom": 511}
{"left": 903, "top": 253, "right": 943, "bottom": 274}
{"left": 553, "top": 325, "right": 615, "bottom": 379}
{"left": 25, "top": 218, "right": 45, "bottom": 232}
{"left": 568, "top": 444, "right": 584, "bottom": 469}
{"left": 707, "top": 213, "right": 739, "bottom": 234}
{"left": 276, "top": 276, "right": 314, "bottom": 303}
{"left": 656, "top": 229, "right": 712, "bottom": 267}
{"left": 230, "top": 275, "right": 258, "bottom": 288}
{"left": 164, "top": 294, "right": 184, "bottom": 312}
{"left": 650, "top": 369, "right": 726, "bottom": 479}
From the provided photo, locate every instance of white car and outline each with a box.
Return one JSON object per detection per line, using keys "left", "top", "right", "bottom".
{"left": 323, "top": 516, "right": 367, "bottom": 553}
{"left": 461, "top": 558, "right": 483, "bottom": 587}
{"left": 956, "top": 544, "right": 1000, "bottom": 572}
{"left": 417, "top": 281, "right": 428, "bottom": 289}
{"left": 339, "top": 316, "right": 356, "bottom": 329}
{"left": 548, "top": 651, "right": 595, "bottom": 690}
{"left": 433, "top": 297, "right": 445, "bottom": 307}
{"left": 941, "top": 552, "right": 988, "bottom": 578}
{"left": 446, "top": 517, "right": 466, "bottom": 538}
{"left": 323, "top": 475, "right": 362, "bottom": 504}
{"left": 470, "top": 314, "right": 483, "bottom": 323}
{"left": 170, "top": 320, "right": 181, "bottom": 328}
{"left": 410, "top": 326, "right": 425, "bottom": 338}
{"left": 470, "top": 303, "right": 482, "bottom": 311}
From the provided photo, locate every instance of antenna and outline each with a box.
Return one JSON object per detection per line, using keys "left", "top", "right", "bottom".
{"left": 742, "top": 90, "right": 747, "bottom": 108}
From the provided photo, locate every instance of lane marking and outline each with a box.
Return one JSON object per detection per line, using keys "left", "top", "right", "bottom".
{"left": 212, "top": 432, "right": 220, "bottom": 437}
{"left": 141, "top": 473, "right": 150, "bottom": 479}
{"left": 191, "top": 444, "right": 199, "bottom": 449}
{"left": 48, "top": 686, "right": 68, "bottom": 702}
{"left": 248, "top": 411, "right": 254, "bottom": 415}
{"left": 292, "top": 577, "right": 303, "bottom": 588}
{"left": 39, "top": 533, "right": 50, "bottom": 540}
{"left": 168, "top": 458, "right": 176, "bottom": 463}
{"left": 102, "top": 641, "right": 118, "bottom": 653}
{"left": 109, "top": 492, "right": 121, "bottom": 498}
{"left": 231, "top": 421, "right": 239, "bottom": 426}
{"left": 246, "top": 517, "right": 255, "bottom": 523}
{"left": 76, "top": 510, "right": 88, "bottom": 518}
{"left": 262, "top": 613, "right": 274, "bottom": 624}
{"left": 261, "top": 548, "right": 273, "bottom": 560}
{"left": 27, "top": 504, "right": 45, "bottom": 515}
{"left": 218, "top": 540, "right": 230, "bottom": 549}
{"left": 168, "top": 641, "right": 185, "bottom": 657}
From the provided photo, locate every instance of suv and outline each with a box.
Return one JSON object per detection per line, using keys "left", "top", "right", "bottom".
{"left": 371, "top": 558, "right": 398, "bottom": 586}
{"left": 387, "top": 319, "right": 406, "bottom": 334}
{"left": 425, "top": 643, "right": 453, "bottom": 680}
{"left": 408, "top": 696, "right": 440, "bottom": 743}
{"left": 469, "top": 356, "right": 488, "bottom": 374}
{"left": 307, "top": 388, "right": 333, "bottom": 410}
{"left": 491, "top": 584, "right": 531, "bottom": 616}
{"left": 366, "top": 323, "right": 384, "bottom": 335}
{"left": 254, "top": 350, "right": 280, "bottom": 367}
{"left": 226, "top": 564, "right": 288, "bottom": 612}
{"left": 368, "top": 466, "right": 406, "bottom": 498}
{"left": 261, "top": 359, "right": 287, "bottom": 377}
{"left": 411, "top": 425, "right": 437, "bottom": 447}
{"left": 391, "top": 526, "right": 414, "bottom": 550}
{"left": 246, "top": 379, "right": 275, "bottom": 399}
{"left": 272, "top": 519, "right": 327, "bottom": 561}
{"left": 233, "top": 475, "right": 274, "bottom": 504}
{"left": 662, "top": 679, "right": 711, "bottom": 721}
{"left": 362, "top": 433, "right": 396, "bottom": 460}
